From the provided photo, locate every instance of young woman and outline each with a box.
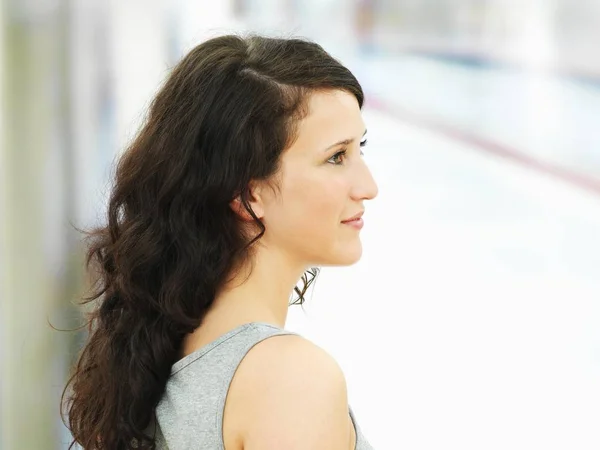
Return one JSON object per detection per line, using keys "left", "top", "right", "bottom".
{"left": 63, "top": 33, "right": 378, "bottom": 450}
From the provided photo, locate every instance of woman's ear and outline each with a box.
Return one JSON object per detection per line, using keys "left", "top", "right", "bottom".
{"left": 229, "top": 182, "right": 265, "bottom": 222}
{"left": 229, "top": 195, "right": 253, "bottom": 222}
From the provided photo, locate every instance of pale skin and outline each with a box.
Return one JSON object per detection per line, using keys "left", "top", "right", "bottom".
{"left": 182, "top": 89, "right": 378, "bottom": 449}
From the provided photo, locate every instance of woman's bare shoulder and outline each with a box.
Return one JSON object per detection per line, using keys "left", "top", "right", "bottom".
{"left": 224, "top": 334, "right": 354, "bottom": 450}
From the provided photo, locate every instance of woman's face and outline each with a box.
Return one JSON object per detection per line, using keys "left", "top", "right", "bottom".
{"left": 257, "top": 89, "right": 378, "bottom": 268}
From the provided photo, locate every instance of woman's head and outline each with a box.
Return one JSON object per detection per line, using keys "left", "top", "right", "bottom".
{"left": 244, "top": 88, "right": 377, "bottom": 272}
{"left": 62, "top": 34, "right": 376, "bottom": 449}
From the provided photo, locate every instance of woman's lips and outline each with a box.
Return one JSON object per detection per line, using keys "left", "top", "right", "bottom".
{"left": 341, "top": 217, "right": 364, "bottom": 229}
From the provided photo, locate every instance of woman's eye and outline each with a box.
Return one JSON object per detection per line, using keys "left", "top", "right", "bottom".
{"left": 359, "top": 138, "right": 368, "bottom": 156}
{"left": 328, "top": 139, "right": 367, "bottom": 165}
{"left": 328, "top": 150, "right": 347, "bottom": 165}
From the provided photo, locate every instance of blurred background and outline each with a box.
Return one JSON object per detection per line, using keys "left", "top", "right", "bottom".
{"left": 1, "top": 0, "right": 600, "bottom": 448}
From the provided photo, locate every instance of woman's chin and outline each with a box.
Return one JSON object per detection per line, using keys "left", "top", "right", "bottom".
{"left": 323, "top": 244, "right": 363, "bottom": 267}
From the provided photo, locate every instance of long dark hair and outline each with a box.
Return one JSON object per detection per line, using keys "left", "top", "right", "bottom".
{"left": 61, "top": 34, "right": 363, "bottom": 449}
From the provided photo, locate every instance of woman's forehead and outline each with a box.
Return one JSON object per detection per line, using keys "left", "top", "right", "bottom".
{"left": 294, "top": 91, "right": 364, "bottom": 146}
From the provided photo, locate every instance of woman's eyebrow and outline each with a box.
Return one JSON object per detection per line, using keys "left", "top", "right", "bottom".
{"left": 323, "top": 129, "right": 367, "bottom": 152}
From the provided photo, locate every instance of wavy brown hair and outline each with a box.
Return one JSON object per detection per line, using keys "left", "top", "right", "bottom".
{"left": 61, "top": 34, "right": 364, "bottom": 449}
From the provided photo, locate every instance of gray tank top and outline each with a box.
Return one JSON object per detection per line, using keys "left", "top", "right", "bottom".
{"left": 148, "top": 321, "right": 373, "bottom": 449}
